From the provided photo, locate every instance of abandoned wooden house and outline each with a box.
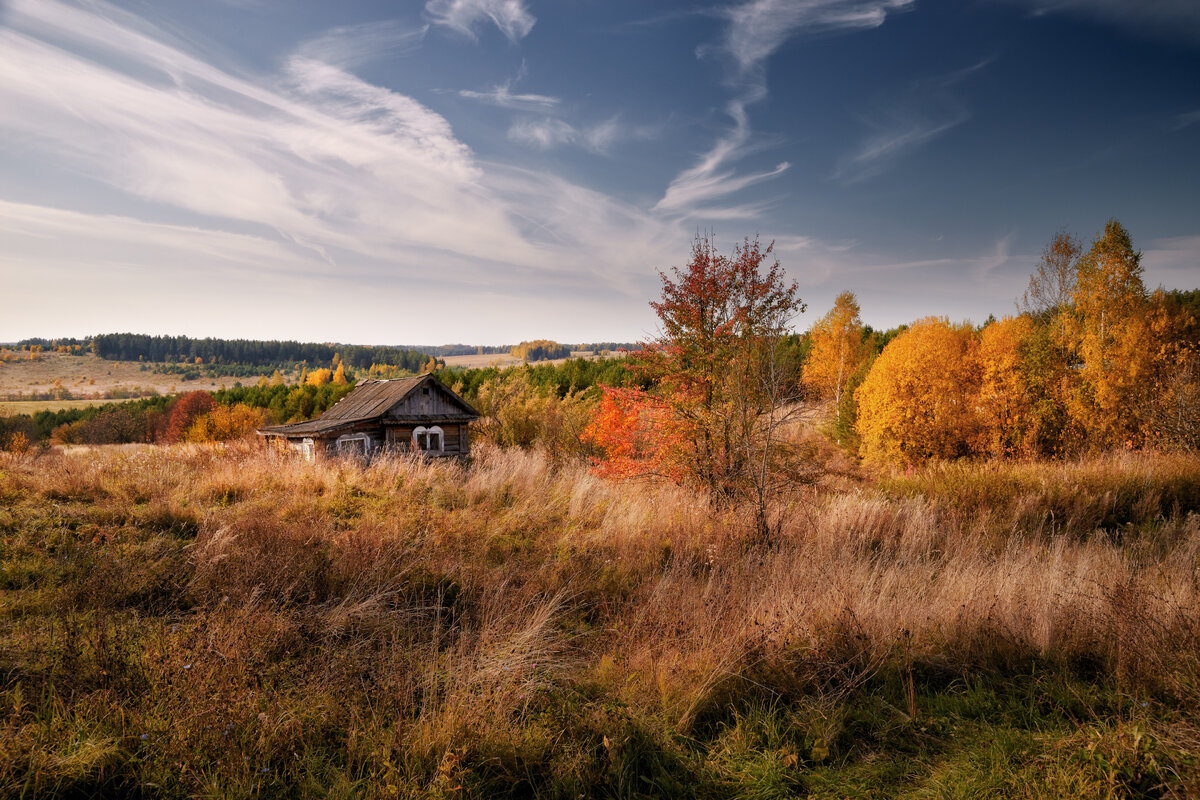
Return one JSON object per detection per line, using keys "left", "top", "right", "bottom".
{"left": 256, "top": 374, "right": 479, "bottom": 461}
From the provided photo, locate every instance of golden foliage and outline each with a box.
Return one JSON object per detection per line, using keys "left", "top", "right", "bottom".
{"left": 805, "top": 290, "right": 866, "bottom": 429}
{"left": 974, "top": 315, "right": 1039, "bottom": 457}
{"left": 305, "top": 368, "right": 333, "bottom": 387}
{"left": 510, "top": 340, "right": 570, "bottom": 362}
{"left": 183, "top": 403, "right": 269, "bottom": 442}
{"left": 855, "top": 317, "right": 979, "bottom": 464}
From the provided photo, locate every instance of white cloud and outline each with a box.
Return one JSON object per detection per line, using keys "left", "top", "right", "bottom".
{"left": 508, "top": 117, "right": 577, "bottom": 149}
{"left": 507, "top": 115, "right": 650, "bottom": 155}
{"left": 835, "top": 60, "right": 989, "bottom": 183}
{"left": 424, "top": 0, "right": 535, "bottom": 42}
{"left": 724, "top": 0, "right": 913, "bottom": 74}
{"left": 459, "top": 82, "right": 560, "bottom": 110}
{"left": 0, "top": 0, "right": 689, "bottom": 342}
{"left": 656, "top": 0, "right": 912, "bottom": 219}
{"left": 295, "top": 21, "right": 428, "bottom": 69}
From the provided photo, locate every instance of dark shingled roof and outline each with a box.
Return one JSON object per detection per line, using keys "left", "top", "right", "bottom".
{"left": 258, "top": 374, "right": 478, "bottom": 438}
{"left": 321, "top": 375, "right": 428, "bottom": 420}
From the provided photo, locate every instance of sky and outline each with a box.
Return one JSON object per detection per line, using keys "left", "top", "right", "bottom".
{"left": 1, "top": 0, "right": 1198, "bottom": 346}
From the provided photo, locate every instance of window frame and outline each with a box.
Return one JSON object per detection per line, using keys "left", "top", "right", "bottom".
{"left": 335, "top": 433, "right": 371, "bottom": 458}
{"left": 412, "top": 425, "right": 444, "bottom": 454}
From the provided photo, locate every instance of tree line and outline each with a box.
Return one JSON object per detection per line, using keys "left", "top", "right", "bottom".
{"left": 90, "top": 333, "right": 435, "bottom": 371}
{"left": 802, "top": 220, "right": 1200, "bottom": 462}
{"left": 509, "top": 340, "right": 571, "bottom": 362}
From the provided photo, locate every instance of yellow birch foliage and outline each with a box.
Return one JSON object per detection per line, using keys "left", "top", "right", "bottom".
{"left": 183, "top": 404, "right": 268, "bottom": 443}
{"left": 1068, "top": 219, "right": 1150, "bottom": 448}
{"left": 855, "top": 317, "right": 979, "bottom": 464}
{"left": 975, "top": 316, "right": 1038, "bottom": 457}
{"left": 305, "top": 368, "right": 333, "bottom": 387}
{"left": 805, "top": 290, "right": 866, "bottom": 412}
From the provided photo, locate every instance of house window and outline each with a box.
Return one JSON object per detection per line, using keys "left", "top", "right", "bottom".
{"left": 412, "top": 425, "right": 443, "bottom": 454}
{"left": 336, "top": 433, "right": 370, "bottom": 458}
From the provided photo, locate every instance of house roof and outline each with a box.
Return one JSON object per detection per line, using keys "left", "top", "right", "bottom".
{"left": 258, "top": 374, "right": 479, "bottom": 438}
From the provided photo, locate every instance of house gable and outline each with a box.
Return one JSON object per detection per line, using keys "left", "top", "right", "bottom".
{"left": 385, "top": 376, "right": 475, "bottom": 420}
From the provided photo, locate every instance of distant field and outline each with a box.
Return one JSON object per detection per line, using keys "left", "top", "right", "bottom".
{"left": 0, "top": 352, "right": 282, "bottom": 398}
{"left": 0, "top": 398, "right": 133, "bottom": 415}
{"left": 442, "top": 350, "right": 609, "bottom": 369}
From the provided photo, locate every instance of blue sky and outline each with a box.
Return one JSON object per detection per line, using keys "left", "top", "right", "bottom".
{"left": 1, "top": 0, "right": 1197, "bottom": 345}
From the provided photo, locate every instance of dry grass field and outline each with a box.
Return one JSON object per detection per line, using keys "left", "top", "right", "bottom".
{"left": 441, "top": 351, "right": 611, "bottom": 369}
{"left": 2, "top": 441, "right": 1199, "bottom": 797}
{"left": 0, "top": 353, "right": 280, "bottom": 399}
{"left": 0, "top": 398, "right": 137, "bottom": 415}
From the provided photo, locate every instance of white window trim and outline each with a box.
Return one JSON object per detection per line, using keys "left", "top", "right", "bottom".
{"left": 412, "top": 425, "right": 444, "bottom": 455}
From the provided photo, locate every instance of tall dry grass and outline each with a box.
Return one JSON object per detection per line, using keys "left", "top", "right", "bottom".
{"left": 2, "top": 441, "right": 1199, "bottom": 795}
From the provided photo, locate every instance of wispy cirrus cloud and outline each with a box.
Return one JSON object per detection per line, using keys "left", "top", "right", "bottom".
{"left": 655, "top": 0, "right": 912, "bottom": 218}
{"left": 0, "top": 0, "right": 687, "bottom": 342}
{"left": 1004, "top": 0, "right": 1200, "bottom": 43}
{"left": 723, "top": 0, "right": 913, "bottom": 74}
{"left": 459, "top": 81, "right": 560, "bottom": 110}
{"left": 294, "top": 21, "right": 428, "bottom": 69}
{"left": 1173, "top": 109, "right": 1200, "bottom": 131}
{"left": 835, "top": 59, "right": 990, "bottom": 183}
{"left": 508, "top": 118, "right": 577, "bottom": 149}
{"left": 508, "top": 115, "right": 659, "bottom": 155}
{"left": 424, "top": 0, "right": 535, "bottom": 42}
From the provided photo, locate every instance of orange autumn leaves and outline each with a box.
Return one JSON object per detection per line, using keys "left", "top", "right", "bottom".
{"left": 581, "top": 235, "right": 804, "bottom": 497}
{"left": 853, "top": 315, "right": 1058, "bottom": 463}
{"left": 585, "top": 221, "right": 1197, "bottom": 479}
{"left": 855, "top": 221, "right": 1198, "bottom": 463}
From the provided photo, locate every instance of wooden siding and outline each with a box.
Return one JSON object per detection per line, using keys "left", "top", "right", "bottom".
{"left": 386, "top": 382, "right": 465, "bottom": 418}
{"left": 379, "top": 424, "right": 468, "bottom": 455}
{"left": 383, "top": 422, "right": 470, "bottom": 456}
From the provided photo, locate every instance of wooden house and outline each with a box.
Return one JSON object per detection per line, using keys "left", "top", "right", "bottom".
{"left": 257, "top": 374, "right": 479, "bottom": 461}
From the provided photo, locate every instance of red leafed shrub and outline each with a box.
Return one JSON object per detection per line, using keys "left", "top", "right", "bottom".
{"left": 162, "top": 391, "right": 216, "bottom": 443}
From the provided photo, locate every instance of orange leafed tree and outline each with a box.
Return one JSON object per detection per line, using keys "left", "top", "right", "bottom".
{"left": 974, "top": 315, "right": 1041, "bottom": 457}
{"left": 582, "top": 235, "right": 805, "bottom": 518}
{"left": 1067, "top": 219, "right": 1151, "bottom": 448}
{"left": 855, "top": 317, "right": 979, "bottom": 464}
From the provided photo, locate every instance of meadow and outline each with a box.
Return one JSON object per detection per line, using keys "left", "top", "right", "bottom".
{"left": 2, "top": 441, "right": 1198, "bottom": 798}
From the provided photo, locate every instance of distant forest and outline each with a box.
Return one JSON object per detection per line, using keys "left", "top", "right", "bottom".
{"left": 9, "top": 335, "right": 640, "bottom": 364}
{"left": 88, "top": 334, "right": 434, "bottom": 371}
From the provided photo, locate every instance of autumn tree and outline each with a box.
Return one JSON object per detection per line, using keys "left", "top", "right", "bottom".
{"left": 582, "top": 235, "right": 806, "bottom": 535}
{"left": 974, "top": 315, "right": 1063, "bottom": 457}
{"left": 511, "top": 340, "right": 571, "bottom": 362}
{"left": 183, "top": 403, "right": 268, "bottom": 442}
{"left": 855, "top": 318, "right": 979, "bottom": 464}
{"left": 161, "top": 391, "right": 216, "bottom": 443}
{"left": 1068, "top": 219, "right": 1151, "bottom": 447}
{"left": 1139, "top": 289, "right": 1200, "bottom": 449}
{"left": 804, "top": 290, "right": 867, "bottom": 438}
{"left": 306, "top": 368, "right": 333, "bottom": 387}
{"left": 1021, "top": 229, "right": 1080, "bottom": 319}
